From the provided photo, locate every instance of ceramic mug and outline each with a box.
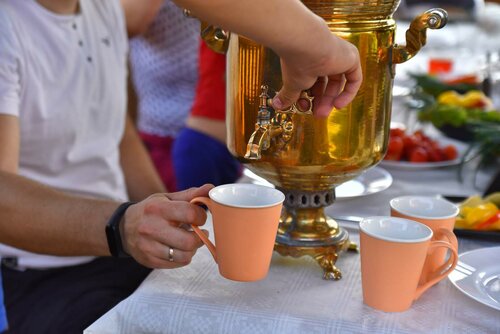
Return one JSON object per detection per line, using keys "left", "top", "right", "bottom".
{"left": 190, "top": 183, "right": 285, "bottom": 282}
{"left": 360, "top": 216, "right": 458, "bottom": 312}
{"left": 390, "top": 196, "right": 459, "bottom": 278}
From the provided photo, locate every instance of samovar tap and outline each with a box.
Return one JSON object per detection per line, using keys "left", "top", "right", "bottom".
{"left": 244, "top": 86, "right": 313, "bottom": 160}
{"left": 244, "top": 85, "right": 281, "bottom": 159}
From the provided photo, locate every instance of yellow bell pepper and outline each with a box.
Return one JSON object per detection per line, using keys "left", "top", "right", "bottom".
{"left": 464, "top": 202, "right": 498, "bottom": 226}
{"left": 437, "top": 90, "right": 462, "bottom": 106}
{"left": 459, "top": 90, "right": 492, "bottom": 109}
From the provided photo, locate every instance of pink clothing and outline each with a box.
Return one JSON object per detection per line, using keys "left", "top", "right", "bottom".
{"left": 139, "top": 132, "right": 177, "bottom": 192}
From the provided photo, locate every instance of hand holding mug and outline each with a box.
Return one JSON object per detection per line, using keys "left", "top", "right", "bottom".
{"left": 122, "top": 185, "right": 213, "bottom": 269}
{"left": 190, "top": 184, "right": 285, "bottom": 282}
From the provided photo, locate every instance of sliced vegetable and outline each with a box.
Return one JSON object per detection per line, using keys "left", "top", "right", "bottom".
{"left": 456, "top": 193, "right": 500, "bottom": 231}
{"left": 475, "top": 210, "right": 500, "bottom": 230}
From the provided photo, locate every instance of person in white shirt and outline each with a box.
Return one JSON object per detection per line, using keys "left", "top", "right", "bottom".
{"left": 0, "top": 0, "right": 361, "bottom": 332}
{"left": 0, "top": 0, "right": 209, "bottom": 332}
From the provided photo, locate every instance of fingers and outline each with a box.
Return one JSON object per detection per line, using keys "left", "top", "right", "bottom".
{"left": 142, "top": 239, "right": 210, "bottom": 269}
{"left": 157, "top": 226, "right": 205, "bottom": 251}
{"left": 155, "top": 244, "right": 197, "bottom": 265}
{"left": 272, "top": 88, "right": 301, "bottom": 111}
{"left": 274, "top": 33, "right": 362, "bottom": 116}
{"left": 332, "top": 64, "right": 362, "bottom": 110}
{"left": 164, "top": 184, "right": 214, "bottom": 202}
{"left": 132, "top": 224, "right": 208, "bottom": 268}
{"left": 124, "top": 188, "right": 215, "bottom": 269}
{"left": 313, "top": 76, "right": 344, "bottom": 118}
{"left": 311, "top": 62, "right": 362, "bottom": 117}
{"left": 136, "top": 246, "right": 195, "bottom": 269}
{"left": 145, "top": 197, "right": 208, "bottom": 227}
{"left": 272, "top": 62, "right": 309, "bottom": 110}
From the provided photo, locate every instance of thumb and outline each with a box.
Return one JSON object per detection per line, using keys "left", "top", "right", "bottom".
{"left": 165, "top": 184, "right": 214, "bottom": 202}
{"left": 273, "top": 64, "right": 302, "bottom": 110}
{"left": 273, "top": 85, "right": 301, "bottom": 111}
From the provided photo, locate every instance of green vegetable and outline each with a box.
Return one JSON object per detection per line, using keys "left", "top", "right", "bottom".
{"left": 409, "top": 73, "right": 478, "bottom": 97}
{"left": 418, "top": 104, "right": 468, "bottom": 127}
{"left": 407, "top": 73, "right": 500, "bottom": 185}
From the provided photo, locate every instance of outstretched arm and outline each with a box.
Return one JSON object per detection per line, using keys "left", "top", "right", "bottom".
{"left": 174, "top": 0, "right": 362, "bottom": 116}
{"left": 0, "top": 171, "right": 212, "bottom": 268}
{"left": 120, "top": 0, "right": 164, "bottom": 37}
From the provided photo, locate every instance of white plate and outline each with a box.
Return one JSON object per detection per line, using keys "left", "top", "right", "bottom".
{"left": 242, "top": 167, "right": 392, "bottom": 200}
{"left": 448, "top": 246, "right": 500, "bottom": 311}
{"left": 335, "top": 167, "right": 393, "bottom": 199}
{"left": 379, "top": 136, "right": 469, "bottom": 170}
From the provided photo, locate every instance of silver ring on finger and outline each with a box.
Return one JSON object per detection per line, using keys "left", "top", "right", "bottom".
{"left": 168, "top": 247, "right": 175, "bottom": 262}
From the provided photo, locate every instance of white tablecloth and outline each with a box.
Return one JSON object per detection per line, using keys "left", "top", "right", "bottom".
{"left": 85, "top": 161, "right": 500, "bottom": 334}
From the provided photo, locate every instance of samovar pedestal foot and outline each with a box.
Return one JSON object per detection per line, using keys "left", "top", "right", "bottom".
{"left": 315, "top": 253, "right": 342, "bottom": 280}
{"left": 315, "top": 241, "right": 359, "bottom": 280}
{"left": 274, "top": 231, "right": 353, "bottom": 281}
{"left": 274, "top": 188, "right": 358, "bottom": 280}
{"left": 348, "top": 241, "right": 359, "bottom": 252}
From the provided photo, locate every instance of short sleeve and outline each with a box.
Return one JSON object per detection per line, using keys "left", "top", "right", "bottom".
{"left": 0, "top": 12, "right": 22, "bottom": 117}
{"left": 95, "top": 0, "right": 129, "bottom": 55}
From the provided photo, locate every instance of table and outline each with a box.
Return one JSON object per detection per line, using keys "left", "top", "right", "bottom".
{"left": 86, "top": 12, "right": 500, "bottom": 332}
{"left": 85, "top": 159, "right": 500, "bottom": 334}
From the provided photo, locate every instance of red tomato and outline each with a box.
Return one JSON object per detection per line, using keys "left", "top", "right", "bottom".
{"left": 413, "top": 130, "right": 426, "bottom": 140}
{"left": 427, "top": 147, "right": 444, "bottom": 162}
{"left": 402, "top": 135, "right": 418, "bottom": 153}
{"left": 390, "top": 128, "right": 405, "bottom": 138}
{"left": 409, "top": 147, "right": 428, "bottom": 162}
{"left": 443, "top": 145, "right": 458, "bottom": 160}
{"left": 386, "top": 136, "right": 404, "bottom": 161}
{"left": 429, "top": 139, "right": 440, "bottom": 150}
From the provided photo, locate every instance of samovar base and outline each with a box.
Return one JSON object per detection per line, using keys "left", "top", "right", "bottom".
{"left": 275, "top": 188, "right": 358, "bottom": 280}
{"left": 275, "top": 230, "right": 358, "bottom": 280}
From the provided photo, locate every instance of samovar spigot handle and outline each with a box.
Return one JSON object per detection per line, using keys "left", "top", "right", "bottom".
{"left": 280, "top": 90, "right": 315, "bottom": 115}
{"left": 392, "top": 8, "right": 448, "bottom": 64}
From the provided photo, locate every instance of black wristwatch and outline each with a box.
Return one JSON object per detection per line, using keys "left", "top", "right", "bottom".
{"left": 105, "top": 201, "right": 135, "bottom": 258}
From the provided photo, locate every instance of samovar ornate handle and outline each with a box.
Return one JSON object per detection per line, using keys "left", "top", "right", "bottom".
{"left": 392, "top": 8, "right": 448, "bottom": 64}
{"left": 183, "top": 9, "right": 230, "bottom": 54}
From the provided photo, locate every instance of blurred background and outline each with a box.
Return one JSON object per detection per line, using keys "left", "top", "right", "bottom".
{"left": 390, "top": 0, "right": 500, "bottom": 156}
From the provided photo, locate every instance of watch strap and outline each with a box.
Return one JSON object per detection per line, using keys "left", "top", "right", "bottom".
{"left": 105, "top": 202, "right": 135, "bottom": 258}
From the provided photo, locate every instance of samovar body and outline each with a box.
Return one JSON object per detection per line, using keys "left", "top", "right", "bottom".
{"left": 219, "top": 1, "right": 447, "bottom": 279}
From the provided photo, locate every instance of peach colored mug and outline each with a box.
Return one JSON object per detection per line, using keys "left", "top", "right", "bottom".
{"left": 360, "top": 216, "right": 458, "bottom": 312}
{"left": 190, "top": 184, "right": 284, "bottom": 282}
{"left": 390, "top": 196, "right": 459, "bottom": 278}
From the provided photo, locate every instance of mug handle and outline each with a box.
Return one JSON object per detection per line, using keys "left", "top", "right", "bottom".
{"left": 190, "top": 197, "right": 217, "bottom": 262}
{"left": 414, "top": 228, "right": 458, "bottom": 300}
{"left": 434, "top": 227, "right": 458, "bottom": 255}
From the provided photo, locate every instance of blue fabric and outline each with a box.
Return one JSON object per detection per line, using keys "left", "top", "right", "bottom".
{"left": 172, "top": 128, "right": 242, "bottom": 190}
{"left": 0, "top": 273, "right": 7, "bottom": 332}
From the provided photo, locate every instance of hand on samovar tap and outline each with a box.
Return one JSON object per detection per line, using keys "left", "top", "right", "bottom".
{"left": 174, "top": 0, "right": 362, "bottom": 118}
{"left": 275, "top": 33, "right": 362, "bottom": 118}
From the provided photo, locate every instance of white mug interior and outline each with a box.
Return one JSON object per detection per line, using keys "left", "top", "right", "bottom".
{"left": 390, "top": 196, "right": 459, "bottom": 220}
{"left": 360, "top": 216, "right": 433, "bottom": 243}
{"left": 209, "top": 184, "right": 285, "bottom": 208}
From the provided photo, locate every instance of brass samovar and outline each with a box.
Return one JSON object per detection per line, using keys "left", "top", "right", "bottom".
{"left": 200, "top": 1, "right": 447, "bottom": 280}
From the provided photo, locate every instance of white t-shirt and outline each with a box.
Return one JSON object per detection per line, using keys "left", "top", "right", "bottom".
{"left": 0, "top": 0, "right": 129, "bottom": 269}
{"left": 129, "top": 0, "right": 200, "bottom": 138}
